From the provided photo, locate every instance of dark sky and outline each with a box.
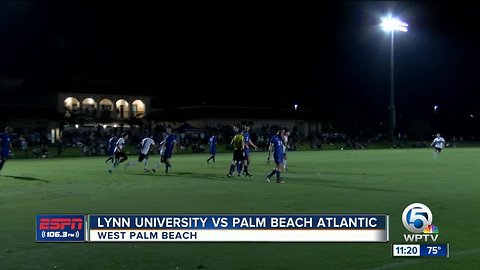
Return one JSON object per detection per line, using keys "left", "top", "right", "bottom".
{"left": 1, "top": 1, "right": 479, "bottom": 130}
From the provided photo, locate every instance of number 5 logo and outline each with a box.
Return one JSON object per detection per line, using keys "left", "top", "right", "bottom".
{"left": 402, "top": 203, "right": 433, "bottom": 233}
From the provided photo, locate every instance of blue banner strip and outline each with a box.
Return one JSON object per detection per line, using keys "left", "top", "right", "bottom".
{"left": 88, "top": 214, "right": 387, "bottom": 229}
{"left": 420, "top": 244, "right": 449, "bottom": 257}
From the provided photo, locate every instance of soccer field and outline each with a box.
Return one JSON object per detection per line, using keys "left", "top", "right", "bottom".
{"left": 1, "top": 149, "right": 479, "bottom": 270}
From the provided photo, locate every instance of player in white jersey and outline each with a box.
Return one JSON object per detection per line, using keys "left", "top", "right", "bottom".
{"left": 282, "top": 131, "right": 289, "bottom": 170}
{"left": 108, "top": 132, "right": 129, "bottom": 173}
{"left": 125, "top": 133, "right": 156, "bottom": 172}
{"left": 431, "top": 133, "right": 446, "bottom": 159}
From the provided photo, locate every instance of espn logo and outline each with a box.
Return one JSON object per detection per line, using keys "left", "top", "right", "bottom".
{"left": 39, "top": 218, "right": 83, "bottom": 230}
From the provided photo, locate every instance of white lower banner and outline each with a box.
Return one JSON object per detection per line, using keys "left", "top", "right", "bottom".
{"left": 89, "top": 229, "right": 388, "bottom": 242}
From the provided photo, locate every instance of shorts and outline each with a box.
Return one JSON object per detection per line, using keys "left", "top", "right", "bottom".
{"left": 115, "top": 151, "right": 128, "bottom": 160}
{"left": 164, "top": 148, "right": 173, "bottom": 159}
{"left": 209, "top": 148, "right": 216, "bottom": 155}
{"left": 244, "top": 148, "right": 251, "bottom": 157}
{"left": 1, "top": 150, "right": 9, "bottom": 159}
{"left": 274, "top": 153, "right": 284, "bottom": 166}
{"left": 233, "top": 149, "right": 244, "bottom": 161}
{"left": 138, "top": 153, "right": 149, "bottom": 162}
{"left": 435, "top": 147, "right": 442, "bottom": 152}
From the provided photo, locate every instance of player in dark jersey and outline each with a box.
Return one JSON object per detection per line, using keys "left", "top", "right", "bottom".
{"left": 104, "top": 134, "right": 117, "bottom": 164}
{"left": 153, "top": 127, "right": 176, "bottom": 173}
{"left": 227, "top": 126, "right": 244, "bottom": 177}
{"left": 238, "top": 125, "right": 258, "bottom": 177}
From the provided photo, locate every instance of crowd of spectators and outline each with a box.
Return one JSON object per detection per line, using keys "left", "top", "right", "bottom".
{"left": 6, "top": 123, "right": 305, "bottom": 158}
{"left": 6, "top": 122, "right": 461, "bottom": 158}
{"left": 306, "top": 132, "right": 383, "bottom": 150}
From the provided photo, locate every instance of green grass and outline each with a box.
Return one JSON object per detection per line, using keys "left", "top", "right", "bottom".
{"left": 1, "top": 149, "right": 479, "bottom": 270}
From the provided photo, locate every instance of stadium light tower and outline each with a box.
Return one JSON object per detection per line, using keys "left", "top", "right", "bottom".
{"left": 381, "top": 16, "right": 408, "bottom": 146}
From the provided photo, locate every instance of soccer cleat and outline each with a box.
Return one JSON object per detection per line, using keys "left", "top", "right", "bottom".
{"left": 144, "top": 169, "right": 150, "bottom": 173}
{"left": 276, "top": 178, "right": 285, "bottom": 184}
{"left": 245, "top": 173, "right": 253, "bottom": 177}
{"left": 227, "top": 173, "right": 233, "bottom": 178}
{"left": 266, "top": 177, "right": 271, "bottom": 182}
{"left": 108, "top": 169, "right": 112, "bottom": 174}
{"left": 152, "top": 168, "right": 156, "bottom": 173}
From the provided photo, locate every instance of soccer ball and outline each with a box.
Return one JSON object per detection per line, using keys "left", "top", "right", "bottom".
{"left": 340, "top": 148, "right": 344, "bottom": 150}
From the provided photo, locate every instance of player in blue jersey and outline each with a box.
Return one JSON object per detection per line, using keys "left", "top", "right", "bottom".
{"left": 153, "top": 127, "right": 176, "bottom": 173}
{"left": 206, "top": 133, "right": 217, "bottom": 164}
{"left": 238, "top": 125, "right": 258, "bottom": 177}
{"left": 104, "top": 134, "right": 117, "bottom": 164}
{"left": 0, "top": 127, "right": 13, "bottom": 174}
{"left": 266, "top": 127, "right": 286, "bottom": 183}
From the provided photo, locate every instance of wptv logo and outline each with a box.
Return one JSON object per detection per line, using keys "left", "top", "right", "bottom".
{"left": 402, "top": 203, "right": 439, "bottom": 242}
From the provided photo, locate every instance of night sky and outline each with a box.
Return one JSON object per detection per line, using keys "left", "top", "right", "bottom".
{"left": 1, "top": 1, "right": 479, "bottom": 135}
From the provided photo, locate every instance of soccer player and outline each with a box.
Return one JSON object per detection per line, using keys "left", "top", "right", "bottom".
{"left": 207, "top": 133, "right": 217, "bottom": 164}
{"left": 154, "top": 127, "right": 176, "bottom": 173}
{"left": 19, "top": 134, "right": 28, "bottom": 158}
{"left": 266, "top": 127, "right": 286, "bottom": 183}
{"left": 227, "top": 126, "right": 244, "bottom": 177}
{"left": 283, "top": 130, "right": 290, "bottom": 170}
{"left": 108, "top": 132, "right": 129, "bottom": 173}
{"left": 239, "top": 125, "right": 258, "bottom": 177}
{"left": 0, "top": 127, "right": 13, "bottom": 174}
{"left": 125, "top": 133, "right": 155, "bottom": 173}
{"left": 159, "top": 141, "right": 166, "bottom": 164}
{"left": 431, "top": 133, "right": 446, "bottom": 159}
{"left": 104, "top": 134, "right": 117, "bottom": 164}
